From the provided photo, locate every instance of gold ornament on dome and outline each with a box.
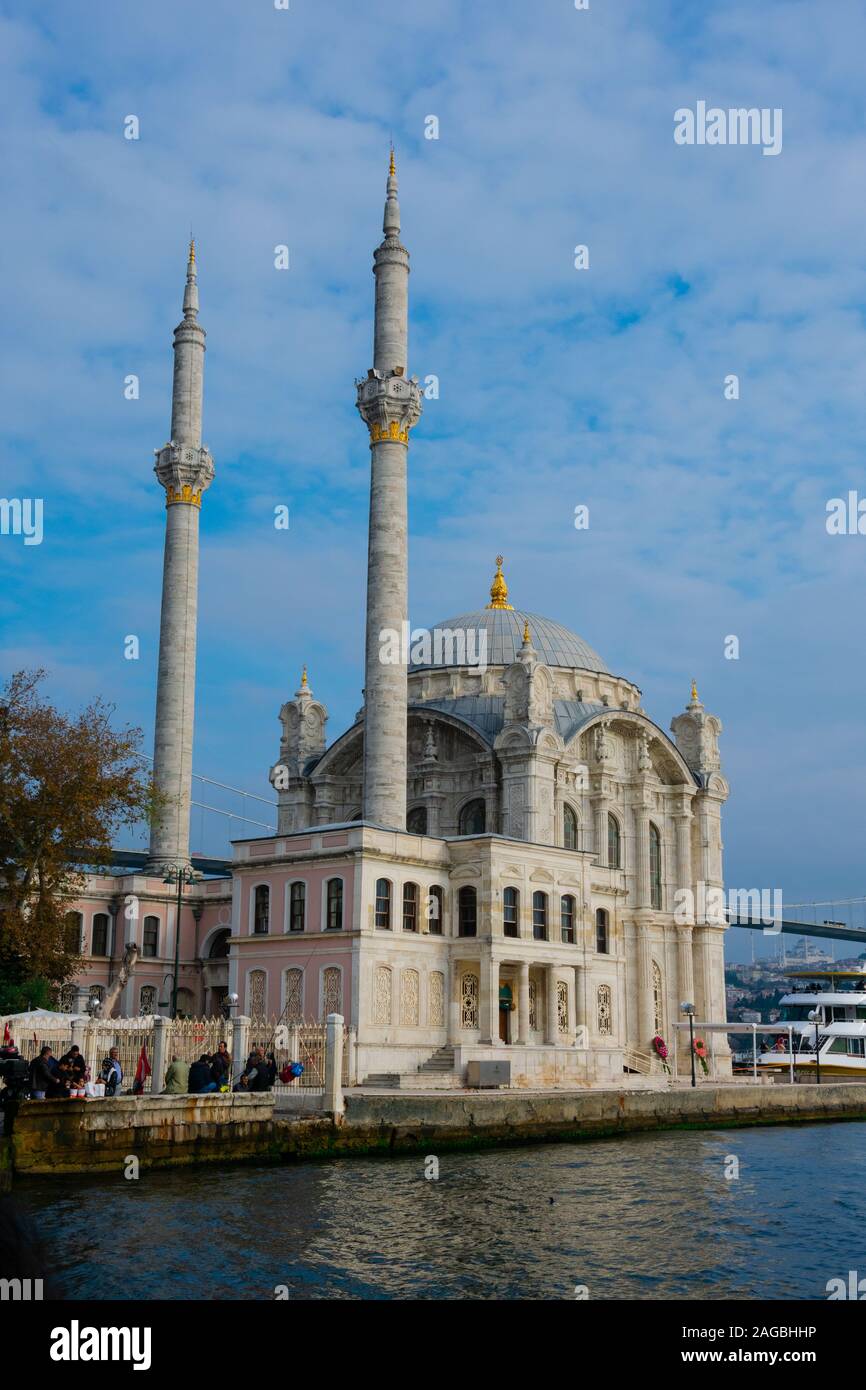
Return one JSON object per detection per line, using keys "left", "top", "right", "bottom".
{"left": 486, "top": 555, "right": 514, "bottom": 610}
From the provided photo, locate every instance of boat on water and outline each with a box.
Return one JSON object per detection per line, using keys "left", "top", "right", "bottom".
{"left": 757, "top": 967, "right": 866, "bottom": 1078}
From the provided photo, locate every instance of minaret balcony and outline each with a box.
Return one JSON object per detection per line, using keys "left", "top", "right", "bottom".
{"left": 155, "top": 442, "right": 215, "bottom": 504}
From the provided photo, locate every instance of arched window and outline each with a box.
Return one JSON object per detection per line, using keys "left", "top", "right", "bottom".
{"left": 326, "top": 878, "right": 343, "bottom": 931}
{"left": 429, "top": 972, "right": 445, "bottom": 1027}
{"left": 254, "top": 885, "right": 270, "bottom": 935}
{"left": 290, "top": 881, "right": 306, "bottom": 932}
{"left": 321, "top": 966, "right": 342, "bottom": 1019}
{"left": 400, "top": 969, "right": 420, "bottom": 1026}
{"left": 249, "top": 970, "right": 266, "bottom": 1017}
{"left": 649, "top": 824, "right": 662, "bottom": 909}
{"left": 503, "top": 886, "right": 520, "bottom": 938}
{"left": 652, "top": 960, "right": 664, "bottom": 1035}
{"left": 460, "top": 972, "right": 479, "bottom": 1029}
{"left": 597, "top": 983, "right": 612, "bottom": 1036}
{"left": 406, "top": 806, "right": 427, "bottom": 835}
{"left": 426, "top": 885, "right": 444, "bottom": 935}
{"left": 375, "top": 878, "right": 392, "bottom": 930}
{"left": 563, "top": 805, "right": 578, "bottom": 851}
{"left": 532, "top": 891, "right": 548, "bottom": 941}
{"left": 64, "top": 911, "right": 83, "bottom": 954}
{"left": 402, "top": 882, "right": 418, "bottom": 932}
{"left": 607, "top": 813, "right": 621, "bottom": 869}
{"left": 92, "top": 913, "right": 109, "bottom": 957}
{"left": 373, "top": 966, "right": 392, "bottom": 1025}
{"left": 458, "top": 886, "right": 477, "bottom": 937}
{"left": 459, "top": 799, "right": 486, "bottom": 835}
{"left": 284, "top": 967, "right": 304, "bottom": 1021}
{"left": 560, "top": 894, "right": 576, "bottom": 944}
{"left": 142, "top": 916, "right": 159, "bottom": 957}
{"left": 557, "top": 980, "right": 569, "bottom": 1033}
{"left": 209, "top": 929, "right": 230, "bottom": 958}
{"left": 595, "top": 908, "right": 609, "bottom": 955}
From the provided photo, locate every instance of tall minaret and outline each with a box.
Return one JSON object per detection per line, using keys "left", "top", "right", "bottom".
{"left": 145, "top": 242, "right": 215, "bottom": 871}
{"left": 356, "top": 152, "right": 422, "bottom": 829}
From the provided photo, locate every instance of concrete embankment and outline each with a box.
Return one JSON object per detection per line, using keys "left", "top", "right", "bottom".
{"left": 3, "top": 1083, "right": 866, "bottom": 1182}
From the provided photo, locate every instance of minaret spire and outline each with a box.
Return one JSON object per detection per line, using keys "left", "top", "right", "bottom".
{"left": 146, "top": 244, "right": 215, "bottom": 871}
{"left": 356, "top": 153, "right": 423, "bottom": 828}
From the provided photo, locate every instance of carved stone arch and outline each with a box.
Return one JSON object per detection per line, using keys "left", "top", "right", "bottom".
{"left": 569, "top": 711, "right": 695, "bottom": 787}
{"left": 450, "top": 862, "right": 482, "bottom": 883}
{"left": 529, "top": 867, "right": 555, "bottom": 884}
{"left": 495, "top": 726, "right": 535, "bottom": 753}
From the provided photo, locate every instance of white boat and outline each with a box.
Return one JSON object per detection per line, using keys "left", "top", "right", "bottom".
{"left": 758, "top": 967, "right": 866, "bottom": 1077}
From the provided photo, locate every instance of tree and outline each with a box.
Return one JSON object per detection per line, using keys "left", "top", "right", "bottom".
{"left": 0, "top": 669, "right": 159, "bottom": 996}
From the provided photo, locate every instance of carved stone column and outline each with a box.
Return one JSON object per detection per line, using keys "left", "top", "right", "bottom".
{"left": 544, "top": 965, "right": 559, "bottom": 1046}
{"left": 636, "top": 922, "right": 655, "bottom": 1047}
{"left": 517, "top": 960, "right": 531, "bottom": 1044}
{"left": 478, "top": 952, "right": 499, "bottom": 1045}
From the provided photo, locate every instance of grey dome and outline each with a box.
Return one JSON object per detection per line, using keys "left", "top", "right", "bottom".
{"left": 411, "top": 609, "right": 609, "bottom": 673}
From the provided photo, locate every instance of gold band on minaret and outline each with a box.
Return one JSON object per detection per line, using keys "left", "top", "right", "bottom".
{"left": 486, "top": 555, "right": 514, "bottom": 610}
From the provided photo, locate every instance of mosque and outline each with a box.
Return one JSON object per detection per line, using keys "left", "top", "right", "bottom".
{"left": 64, "top": 157, "right": 732, "bottom": 1086}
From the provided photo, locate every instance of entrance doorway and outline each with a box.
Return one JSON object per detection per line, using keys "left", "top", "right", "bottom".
{"left": 499, "top": 982, "right": 513, "bottom": 1042}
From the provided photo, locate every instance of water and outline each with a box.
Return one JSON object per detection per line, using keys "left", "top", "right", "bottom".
{"left": 13, "top": 1122, "right": 866, "bottom": 1300}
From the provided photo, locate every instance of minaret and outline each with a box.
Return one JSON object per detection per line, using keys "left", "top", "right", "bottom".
{"left": 356, "top": 152, "right": 422, "bottom": 828}
{"left": 145, "top": 242, "right": 215, "bottom": 871}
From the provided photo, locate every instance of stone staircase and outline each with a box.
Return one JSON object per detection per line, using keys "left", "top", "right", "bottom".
{"left": 362, "top": 1045, "right": 462, "bottom": 1090}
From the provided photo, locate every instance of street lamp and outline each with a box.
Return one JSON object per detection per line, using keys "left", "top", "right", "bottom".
{"left": 221, "top": 991, "right": 239, "bottom": 1023}
{"left": 681, "top": 1001, "right": 697, "bottom": 1088}
{"left": 162, "top": 864, "right": 200, "bottom": 1019}
{"left": 807, "top": 1008, "right": 822, "bottom": 1085}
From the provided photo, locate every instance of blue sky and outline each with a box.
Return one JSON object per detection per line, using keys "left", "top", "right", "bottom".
{"left": 2, "top": 0, "right": 865, "bottom": 956}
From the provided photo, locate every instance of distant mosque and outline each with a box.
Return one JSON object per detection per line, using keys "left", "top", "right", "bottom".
{"left": 63, "top": 156, "right": 731, "bottom": 1086}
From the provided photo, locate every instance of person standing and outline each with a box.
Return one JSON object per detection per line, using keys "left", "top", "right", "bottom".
{"left": 28, "top": 1046, "right": 55, "bottom": 1099}
{"left": 211, "top": 1040, "right": 232, "bottom": 1087}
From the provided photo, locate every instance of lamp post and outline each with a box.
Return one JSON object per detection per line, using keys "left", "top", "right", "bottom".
{"left": 162, "top": 864, "right": 199, "bottom": 1019}
{"left": 808, "top": 1008, "right": 822, "bottom": 1085}
{"left": 681, "top": 1001, "right": 697, "bottom": 1088}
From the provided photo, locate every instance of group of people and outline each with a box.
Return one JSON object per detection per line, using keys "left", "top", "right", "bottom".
{"left": 26, "top": 1044, "right": 122, "bottom": 1099}
{"left": 162, "top": 1041, "right": 280, "bottom": 1094}
{"left": 1, "top": 1034, "right": 297, "bottom": 1103}
{"left": 164, "top": 1040, "right": 234, "bottom": 1094}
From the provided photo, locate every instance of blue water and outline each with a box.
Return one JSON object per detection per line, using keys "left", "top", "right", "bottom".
{"left": 14, "top": 1122, "right": 866, "bottom": 1300}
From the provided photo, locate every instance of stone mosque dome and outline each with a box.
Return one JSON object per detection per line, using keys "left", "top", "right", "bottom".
{"left": 410, "top": 557, "right": 610, "bottom": 674}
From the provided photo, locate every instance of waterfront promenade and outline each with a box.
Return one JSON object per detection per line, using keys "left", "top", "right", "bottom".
{"left": 4, "top": 1081, "right": 866, "bottom": 1183}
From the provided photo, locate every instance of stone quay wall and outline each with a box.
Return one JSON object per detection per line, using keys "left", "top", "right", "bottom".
{"left": 3, "top": 1083, "right": 866, "bottom": 1181}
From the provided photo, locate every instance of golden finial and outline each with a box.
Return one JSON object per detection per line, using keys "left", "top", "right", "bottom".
{"left": 389, "top": 146, "right": 396, "bottom": 177}
{"left": 523, "top": 620, "right": 531, "bottom": 643}
{"left": 486, "top": 555, "right": 514, "bottom": 610}
{"left": 690, "top": 678, "right": 699, "bottom": 703}
{"left": 301, "top": 665, "right": 308, "bottom": 689}
{"left": 189, "top": 238, "right": 195, "bottom": 264}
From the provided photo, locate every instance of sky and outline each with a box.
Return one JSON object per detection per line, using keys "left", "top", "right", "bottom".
{"left": 1, "top": 0, "right": 865, "bottom": 961}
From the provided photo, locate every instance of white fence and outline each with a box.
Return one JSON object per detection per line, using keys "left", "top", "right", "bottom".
{"left": 2, "top": 1013, "right": 356, "bottom": 1099}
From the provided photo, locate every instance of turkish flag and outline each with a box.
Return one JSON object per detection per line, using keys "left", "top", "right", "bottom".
{"left": 132, "top": 1044, "right": 152, "bottom": 1095}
